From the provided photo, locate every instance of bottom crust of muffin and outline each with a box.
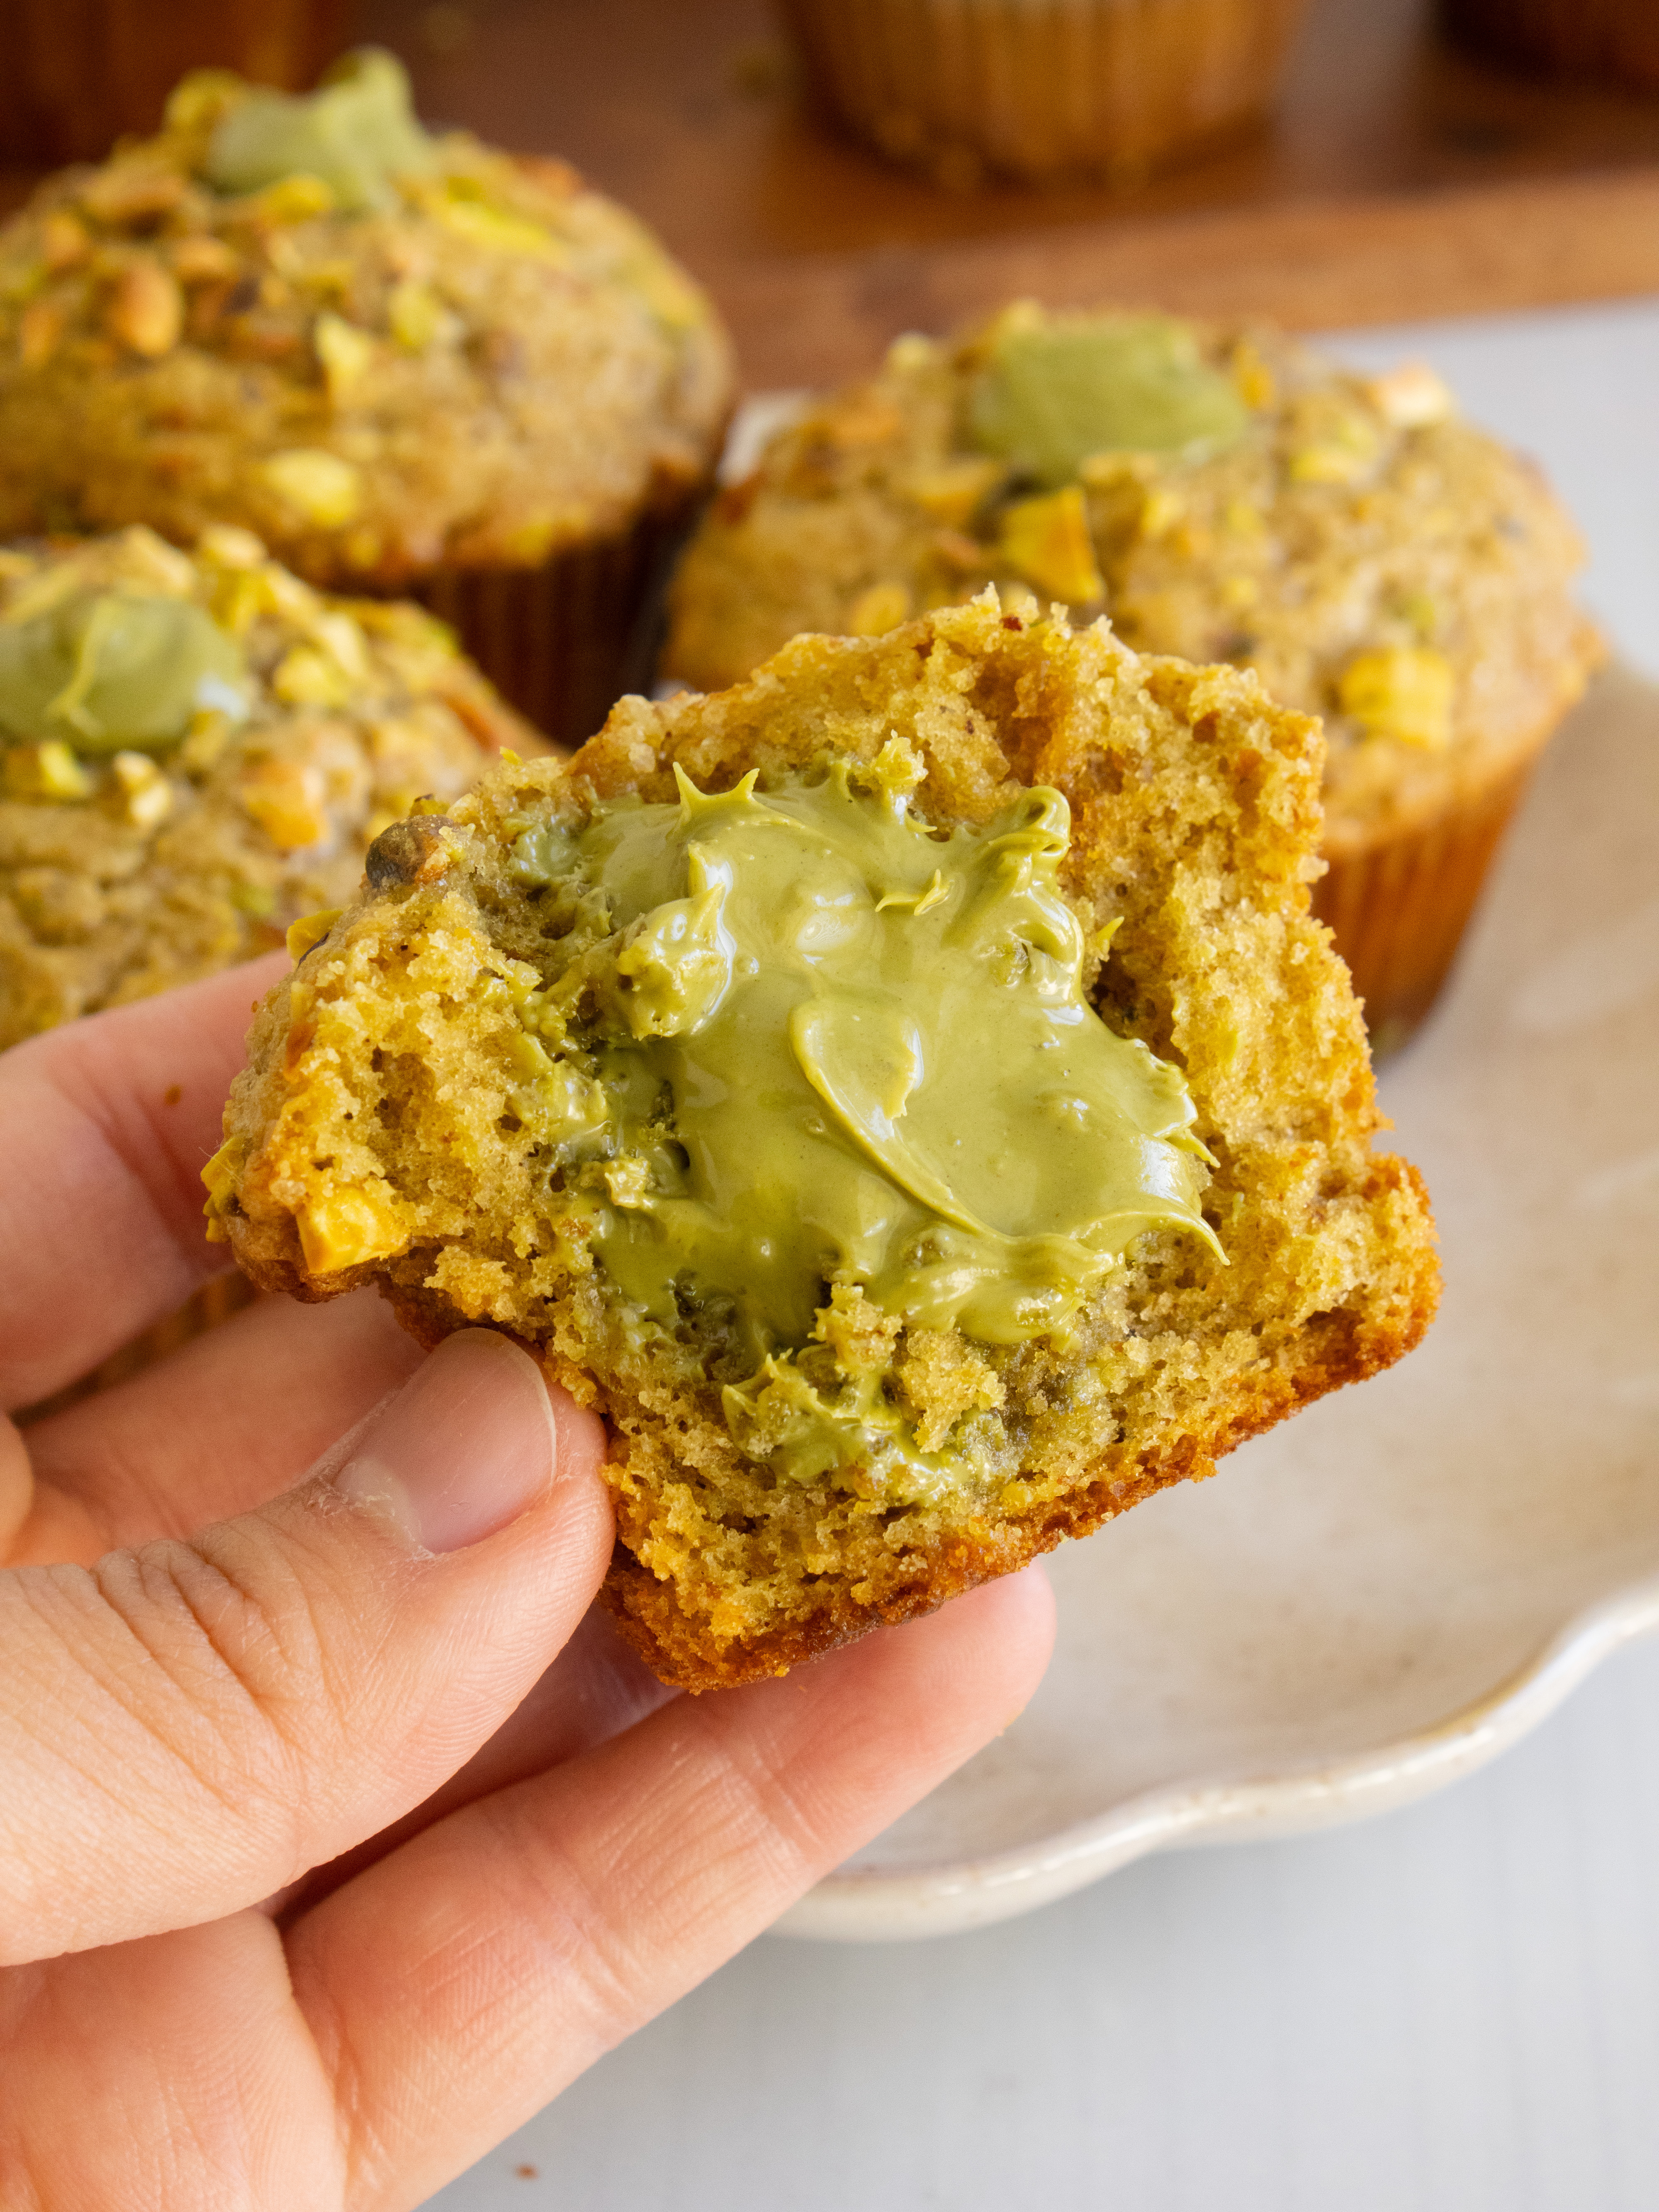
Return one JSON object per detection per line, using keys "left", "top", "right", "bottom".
{"left": 596, "top": 1244, "right": 1430, "bottom": 1686}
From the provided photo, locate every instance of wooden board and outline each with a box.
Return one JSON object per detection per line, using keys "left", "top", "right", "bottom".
{"left": 351, "top": 0, "right": 1659, "bottom": 385}
{"left": 700, "top": 166, "right": 1659, "bottom": 386}
{"left": 8, "top": 0, "right": 1659, "bottom": 386}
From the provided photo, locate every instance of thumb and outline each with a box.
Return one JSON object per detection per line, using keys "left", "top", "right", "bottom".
{"left": 0, "top": 1330, "right": 612, "bottom": 1966}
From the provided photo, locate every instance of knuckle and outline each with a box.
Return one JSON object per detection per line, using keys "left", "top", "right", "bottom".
{"left": 83, "top": 1513, "right": 361, "bottom": 1811}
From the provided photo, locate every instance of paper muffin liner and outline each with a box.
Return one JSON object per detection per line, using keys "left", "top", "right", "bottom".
{"left": 0, "top": 0, "right": 352, "bottom": 167}
{"left": 774, "top": 0, "right": 1312, "bottom": 184}
{"left": 19, "top": 1271, "right": 257, "bottom": 1425}
{"left": 410, "top": 492, "right": 707, "bottom": 751}
{"left": 1314, "top": 755, "right": 1539, "bottom": 1057}
{"left": 1440, "top": 0, "right": 1659, "bottom": 89}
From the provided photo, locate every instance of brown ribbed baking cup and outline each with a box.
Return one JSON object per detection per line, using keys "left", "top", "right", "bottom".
{"left": 0, "top": 0, "right": 352, "bottom": 167}
{"left": 18, "top": 1270, "right": 257, "bottom": 1426}
{"left": 1439, "top": 0, "right": 1659, "bottom": 89}
{"left": 1313, "top": 756, "right": 1537, "bottom": 1057}
{"left": 411, "top": 494, "right": 705, "bottom": 752}
{"left": 774, "top": 0, "right": 1312, "bottom": 183}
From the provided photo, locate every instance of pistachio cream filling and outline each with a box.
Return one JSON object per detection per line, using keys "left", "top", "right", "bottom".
{"left": 969, "top": 312, "right": 1250, "bottom": 489}
{"left": 510, "top": 746, "right": 1221, "bottom": 1502}
{"left": 0, "top": 589, "right": 246, "bottom": 753}
{"left": 202, "top": 49, "right": 436, "bottom": 211}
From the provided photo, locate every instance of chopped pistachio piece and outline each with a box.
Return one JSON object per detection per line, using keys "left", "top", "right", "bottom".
{"left": 2, "top": 738, "right": 92, "bottom": 800}
{"left": 260, "top": 448, "right": 363, "bottom": 529}
{"left": 996, "top": 486, "right": 1105, "bottom": 605}
{"left": 109, "top": 748, "right": 173, "bottom": 829}
{"left": 902, "top": 456, "right": 1005, "bottom": 527}
{"left": 239, "top": 756, "right": 330, "bottom": 848}
{"left": 105, "top": 259, "right": 183, "bottom": 357}
{"left": 296, "top": 1184, "right": 410, "bottom": 1273}
{"left": 1368, "top": 362, "right": 1455, "bottom": 430}
{"left": 847, "top": 581, "right": 912, "bottom": 637}
{"left": 1338, "top": 646, "right": 1455, "bottom": 749}
{"left": 386, "top": 274, "right": 448, "bottom": 351}
{"left": 425, "top": 189, "right": 565, "bottom": 261}
{"left": 314, "top": 310, "right": 374, "bottom": 401}
{"left": 285, "top": 905, "right": 343, "bottom": 960}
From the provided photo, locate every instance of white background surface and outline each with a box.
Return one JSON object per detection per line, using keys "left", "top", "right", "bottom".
{"left": 433, "top": 299, "right": 1659, "bottom": 2210}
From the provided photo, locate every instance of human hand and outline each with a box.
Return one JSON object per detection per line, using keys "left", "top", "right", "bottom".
{"left": 0, "top": 960, "right": 1055, "bottom": 2210}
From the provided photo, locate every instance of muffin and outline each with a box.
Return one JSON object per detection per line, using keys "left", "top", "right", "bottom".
{"left": 208, "top": 594, "right": 1439, "bottom": 1689}
{"left": 1440, "top": 0, "right": 1659, "bottom": 89}
{"left": 665, "top": 306, "right": 1602, "bottom": 1048}
{"left": 0, "top": 523, "right": 540, "bottom": 1050}
{"left": 774, "top": 0, "right": 1313, "bottom": 186}
{"left": 0, "top": 0, "right": 351, "bottom": 168}
{"left": 0, "top": 49, "right": 736, "bottom": 745}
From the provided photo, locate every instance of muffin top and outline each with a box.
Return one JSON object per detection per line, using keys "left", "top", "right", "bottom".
{"left": 664, "top": 304, "right": 1601, "bottom": 848}
{"left": 0, "top": 51, "right": 735, "bottom": 586}
{"left": 0, "top": 523, "right": 538, "bottom": 1046}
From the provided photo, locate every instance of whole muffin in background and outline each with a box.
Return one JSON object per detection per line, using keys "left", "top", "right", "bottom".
{"left": 0, "top": 524, "right": 540, "bottom": 1050}
{"left": 0, "top": 50, "right": 736, "bottom": 746}
{"left": 665, "top": 306, "right": 1602, "bottom": 1048}
{"left": 209, "top": 596, "right": 1438, "bottom": 1689}
{"left": 774, "top": 0, "right": 1311, "bottom": 186}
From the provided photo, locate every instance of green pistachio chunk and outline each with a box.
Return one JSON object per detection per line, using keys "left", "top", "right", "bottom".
{"left": 514, "top": 753, "right": 1221, "bottom": 1501}
{"left": 969, "top": 313, "right": 1250, "bottom": 488}
{"left": 0, "top": 591, "right": 247, "bottom": 754}
{"left": 203, "top": 48, "right": 436, "bottom": 213}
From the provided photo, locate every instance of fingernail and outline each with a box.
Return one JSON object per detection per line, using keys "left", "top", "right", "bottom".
{"left": 335, "top": 1329, "right": 557, "bottom": 1553}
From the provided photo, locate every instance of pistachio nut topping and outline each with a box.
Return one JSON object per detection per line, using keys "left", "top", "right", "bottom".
{"left": 202, "top": 49, "right": 436, "bottom": 212}
{"left": 969, "top": 312, "right": 1250, "bottom": 489}
{"left": 511, "top": 749, "right": 1221, "bottom": 1500}
{"left": 0, "top": 589, "right": 246, "bottom": 754}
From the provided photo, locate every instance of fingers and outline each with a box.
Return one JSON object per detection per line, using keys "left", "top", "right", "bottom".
{"left": 286, "top": 1565, "right": 1057, "bottom": 2210}
{"left": 0, "top": 953, "right": 289, "bottom": 1409}
{"left": 14, "top": 1287, "right": 423, "bottom": 1568}
{"left": 299, "top": 1607, "right": 679, "bottom": 1906}
{"left": 0, "top": 1331, "right": 612, "bottom": 1966}
{"left": 0, "top": 1916, "right": 344, "bottom": 2210}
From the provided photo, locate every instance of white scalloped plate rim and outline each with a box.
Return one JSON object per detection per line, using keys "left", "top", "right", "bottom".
{"left": 776, "top": 1575, "right": 1659, "bottom": 1941}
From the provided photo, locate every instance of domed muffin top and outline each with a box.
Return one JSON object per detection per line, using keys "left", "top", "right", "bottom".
{"left": 0, "top": 52, "right": 734, "bottom": 585}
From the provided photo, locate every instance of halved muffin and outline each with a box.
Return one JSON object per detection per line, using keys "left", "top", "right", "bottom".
{"left": 209, "top": 595, "right": 1439, "bottom": 1688}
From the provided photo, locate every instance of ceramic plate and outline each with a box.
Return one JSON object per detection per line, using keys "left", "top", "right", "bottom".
{"left": 776, "top": 664, "right": 1659, "bottom": 1941}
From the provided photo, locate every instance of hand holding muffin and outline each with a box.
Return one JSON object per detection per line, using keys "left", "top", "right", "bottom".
{"left": 0, "top": 958, "right": 1053, "bottom": 2205}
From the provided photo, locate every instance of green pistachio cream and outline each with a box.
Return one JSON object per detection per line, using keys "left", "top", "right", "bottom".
{"left": 0, "top": 591, "right": 246, "bottom": 754}
{"left": 969, "top": 313, "right": 1250, "bottom": 488}
{"left": 202, "top": 48, "right": 436, "bottom": 211}
{"left": 511, "top": 749, "right": 1221, "bottom": 1502}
